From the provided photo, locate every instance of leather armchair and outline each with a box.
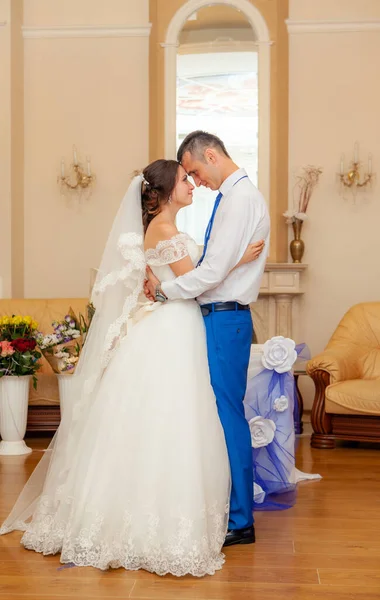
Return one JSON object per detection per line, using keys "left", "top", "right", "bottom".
{"left": 307, "top": 302, "right": 380, "bottom": 448}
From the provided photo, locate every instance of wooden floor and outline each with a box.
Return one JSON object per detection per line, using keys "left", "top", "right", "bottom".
{"left": 1, "top": 430, "right": 380, "bottom": 600}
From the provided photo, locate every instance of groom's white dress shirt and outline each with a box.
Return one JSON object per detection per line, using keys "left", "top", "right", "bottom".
{"left": 161, "top": 168, "right": 270, "bottom": 306}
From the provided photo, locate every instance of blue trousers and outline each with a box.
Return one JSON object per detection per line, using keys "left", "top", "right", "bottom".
{"left": 203, "top": 308, "right": 254, "bottom": 530}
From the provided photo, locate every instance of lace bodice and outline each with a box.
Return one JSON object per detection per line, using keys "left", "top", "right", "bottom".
{"left": 145, "top": 233, "right": 200, "bottom": 282}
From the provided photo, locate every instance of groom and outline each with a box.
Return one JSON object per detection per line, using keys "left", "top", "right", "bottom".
{"left": 146, "top": 131, "right": 270, "bottom": 546}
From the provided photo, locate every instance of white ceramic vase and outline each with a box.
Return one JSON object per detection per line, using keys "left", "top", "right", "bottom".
{"left": 0, "top": 376, "right": 32, "bottom": 455}
{"left": 57, "top": 374, "right": 76, "bottom": 420}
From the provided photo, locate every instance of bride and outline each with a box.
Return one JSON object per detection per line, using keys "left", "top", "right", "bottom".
{"left": 0, "top": 159, "right": 263, "bottom": 577}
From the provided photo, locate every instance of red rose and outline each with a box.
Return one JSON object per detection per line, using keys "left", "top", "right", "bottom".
{"left": 27, "top": 338, "right": 37, "bottom": 350}
{"left": 11, "top": 338, "right": 37, "bottom": 353}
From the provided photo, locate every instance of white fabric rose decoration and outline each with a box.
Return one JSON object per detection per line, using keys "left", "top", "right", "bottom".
{"left": 273, "top": 395, "right": 289, "bottom": 412}
{"left": 249, "top": 416, "right": 276, "bottom": 448}
{"left": 262, "top": 336, "right": 297, "bottom": 373}
{"left": 253, "top": 483, "right": 266, "bottom": 504}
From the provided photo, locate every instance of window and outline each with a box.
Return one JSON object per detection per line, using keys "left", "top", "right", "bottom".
{"left": 176, "top": 51, "right": 258, "bottom": 243}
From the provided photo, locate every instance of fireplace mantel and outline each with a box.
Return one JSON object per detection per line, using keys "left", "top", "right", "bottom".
{"left": 251, "top": 262, "right": 307, "bottom": 343}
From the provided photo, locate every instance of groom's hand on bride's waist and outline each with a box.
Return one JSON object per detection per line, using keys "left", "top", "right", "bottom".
{"left": 143, "top": 280, "right": 155, "bottom": 302}
{"left": 144, "top": 266, "right": 159, "bottom": 302}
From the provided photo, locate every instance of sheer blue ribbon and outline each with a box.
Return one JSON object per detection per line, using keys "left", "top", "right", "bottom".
{"left": 244, "top": 343, "right": 310, "bottom": 511}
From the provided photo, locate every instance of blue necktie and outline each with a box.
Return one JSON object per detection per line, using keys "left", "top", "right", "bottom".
{"left": 197, "top": 192, "right": 223, "bottom": 267}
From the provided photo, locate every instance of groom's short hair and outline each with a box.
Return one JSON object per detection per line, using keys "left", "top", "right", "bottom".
{"left": 177, "top": 131, "right": 231, "bottom": 163}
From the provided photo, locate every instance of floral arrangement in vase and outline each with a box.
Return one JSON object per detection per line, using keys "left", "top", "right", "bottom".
{"left": 34, "top": 304, "right": 95, "bottom": 375}
{"left": 0, "top": 316, "right": 42, "bottom": 388}
{"left": 283, "top": 166, "right": 323, "bottom": 263}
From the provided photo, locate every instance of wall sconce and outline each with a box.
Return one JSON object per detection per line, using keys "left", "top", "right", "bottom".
{"left": 339, "top": 142, "right": 374, "bottom": 196}
{"left": 58, "top": 146, "right": 95, "bottom": 198}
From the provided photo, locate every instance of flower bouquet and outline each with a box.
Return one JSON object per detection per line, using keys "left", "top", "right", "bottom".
{"left": 0, "top": 316, "right": 42, "bottom": 455}
{"left": 283, "top": 165, "right": 323, "bottom": 263}
{"left": 283, "top": 165, "right": 323, "bottom": 225}
{"left": 34, "top": 305, "right": 94, "bottom": 375}
{"left": 0, "top": 315, "right": 42, "bottom": 388}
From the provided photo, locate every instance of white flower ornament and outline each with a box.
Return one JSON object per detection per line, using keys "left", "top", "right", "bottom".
{"left": 262, "top": 336, "right": 298, "bottom": 374}
{"left": 249, "top": 416, "right": 276, "bottom": 448}
{"left": 253, "top": 483, "right": 266, "bottom": 504}
{"left": 273, "top": 395, "right": 289, "bottom": 412}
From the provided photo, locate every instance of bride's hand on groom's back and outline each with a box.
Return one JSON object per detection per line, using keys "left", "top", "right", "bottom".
{"left": 240, "top": 240, "right": 265, "bottom": 267}
{"left": 229, "top": 240, "right": 264, "bottom": 274}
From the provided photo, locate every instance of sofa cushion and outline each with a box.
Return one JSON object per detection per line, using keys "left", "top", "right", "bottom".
{"left": 325, "top": 379, "right": 380, "bottom": 415}
{"left": 330, "top": 303, "right": 380, "bottom": 350}
{"left": 358, "top": 348, "right": 380, "bottom": 380}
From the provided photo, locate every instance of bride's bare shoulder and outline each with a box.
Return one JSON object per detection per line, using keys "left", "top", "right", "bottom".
{"left": 144, "top": 221, "right": 179, "bottom": 251}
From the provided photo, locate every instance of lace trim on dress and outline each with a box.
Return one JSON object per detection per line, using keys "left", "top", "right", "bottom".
{"left": 145, "top": 233, "right": 190, "bottom": 267}
{"left": 92, "top": 232, "right": 146, "bottom": 370}
{"left": 92, "top": 233, "right": 144, "bottom": 295}
{"left": 20, "top": 494, "right": 229, "bottom": 577}
{"left": 0, "top": 520, "right": 28, "bottom": 534}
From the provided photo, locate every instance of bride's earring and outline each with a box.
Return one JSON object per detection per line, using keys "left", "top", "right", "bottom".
{"left": 168, "top": 195, "right": 172, "bottom": 204}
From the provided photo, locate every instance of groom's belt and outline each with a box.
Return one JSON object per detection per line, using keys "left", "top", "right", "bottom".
{"left": 200, "top": 302, "right": 250, "bottom": 316}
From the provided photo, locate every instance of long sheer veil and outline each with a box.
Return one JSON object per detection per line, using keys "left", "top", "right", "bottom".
{"left": 0, "top": 175, "right": 146, "bottom": 534}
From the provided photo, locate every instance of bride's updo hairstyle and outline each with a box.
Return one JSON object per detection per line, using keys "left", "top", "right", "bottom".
{"left": 141, "top": 159, "right": 179, "bottom": 233}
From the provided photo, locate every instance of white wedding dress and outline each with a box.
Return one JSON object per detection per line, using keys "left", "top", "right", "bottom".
{"left": 2, "top": 233, "right": 230, "bottom": 577}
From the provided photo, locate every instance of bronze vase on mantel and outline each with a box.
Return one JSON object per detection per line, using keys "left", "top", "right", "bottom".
{"left": 290, "top": 219, "right": 305, "bottom": 263}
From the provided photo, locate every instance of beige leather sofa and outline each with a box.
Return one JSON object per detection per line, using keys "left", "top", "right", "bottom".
{"left": 307, "top": 302, "right": 380, "bottom": 448}
{"left": 0, "top": 298, "right": 88, "bottom": 433}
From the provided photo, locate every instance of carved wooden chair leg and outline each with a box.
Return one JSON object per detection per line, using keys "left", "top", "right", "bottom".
{"left": 310, "top": 370, "right": 335, "bottom": 449}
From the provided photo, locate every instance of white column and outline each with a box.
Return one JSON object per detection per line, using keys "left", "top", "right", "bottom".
{"left": 275, "top": 294, "right": 294, "bottom": 338}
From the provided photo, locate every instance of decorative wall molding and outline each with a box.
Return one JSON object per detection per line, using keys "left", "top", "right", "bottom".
{"left": 286, "top": 19, "right": 380, "bottom": 35}
{"left": 160, "top": 42, "right": 180, "bottom": 48}
{"left": 177, "top": 39, "right": 274, "bottom": 55}
{"left": 178, "top": 40, "right": 258, "bottom": 54}
{"left": 165, "top": 0, "right": 270, "bottom": 46}
{"left": 22, "top": 24, "right": 152, "bottom": 39}
{"left": 260, "top": 263, "right": 306, "bottom": 295}
{"left": 263, "top": 262, "right": 307, "bottom": 272}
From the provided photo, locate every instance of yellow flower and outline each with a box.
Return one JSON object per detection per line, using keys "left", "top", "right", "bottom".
{"left": 23, "top": 316, "right": 32, "bottom": 325}
{"left": 2, "top": 316, "right": 10, "bottom": 326}
{"left": 31, "top": 320, "right": 38, "bottom": 330}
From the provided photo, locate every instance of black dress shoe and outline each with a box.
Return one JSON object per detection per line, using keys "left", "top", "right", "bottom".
{"left": 223, "top": 525, "right": 255, "bottom": 547}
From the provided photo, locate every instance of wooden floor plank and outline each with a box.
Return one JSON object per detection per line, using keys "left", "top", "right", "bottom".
{"left": 294, "top": 540, "right": 380, "bottom": 556}
{"left": 129, "top": 580, "right": 380, "bottom": 600}
{"left": 319, "top": 568, "right": 380, "bottom": 586}
{"left": 0, "top": 575, "right": 136, "bottom": 598}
